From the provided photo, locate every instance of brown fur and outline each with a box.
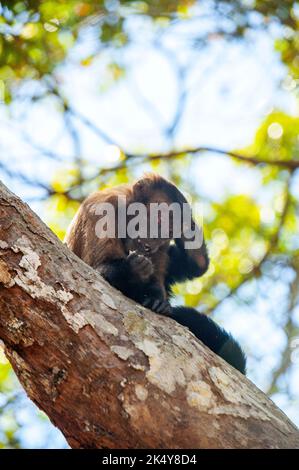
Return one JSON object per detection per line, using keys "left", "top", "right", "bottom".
{"left": 65, "top": 173, "right": 203, "bottom": 300}
{"left": 65, "top": 184, "right": 133, "bottom": 267}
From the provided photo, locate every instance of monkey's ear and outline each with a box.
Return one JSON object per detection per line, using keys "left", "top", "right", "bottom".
{"left": 133, "top": 179, "right": 145, "bottom": 190}
{"left": 133, "top": 173, "right": 158, "bottom": 192}
{"left": 132, "top": 177, "right": 148, "bottom": 197}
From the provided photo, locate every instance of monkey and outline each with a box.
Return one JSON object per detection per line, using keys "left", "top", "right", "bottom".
{"left": 65, "top": 173, "right": 207, "bottom": 315}
{"left": 65, "top": 173, "right": 246, "bottom": 374}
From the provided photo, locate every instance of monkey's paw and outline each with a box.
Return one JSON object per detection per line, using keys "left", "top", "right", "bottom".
{"left": 142, "top": 298, "right": 172, "bottom": 316}
{"left": 127, "top": 251, "right": 154, "bottom": 281}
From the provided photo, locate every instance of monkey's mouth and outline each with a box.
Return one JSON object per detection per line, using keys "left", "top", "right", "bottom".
{"left": 137, "top": 238, "right": 170, "bottom": 255}
{"left": 137, "top": 239, "right": 153, "bottom": 254}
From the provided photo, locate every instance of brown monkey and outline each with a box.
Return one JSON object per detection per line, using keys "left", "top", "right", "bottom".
{"left": 65, "top": 173, "right": 208, "bottom": 315}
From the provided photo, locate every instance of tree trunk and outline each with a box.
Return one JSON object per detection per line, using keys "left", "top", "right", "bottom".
{"left": 0, "top": 181, "right": 298, "bottom": 449}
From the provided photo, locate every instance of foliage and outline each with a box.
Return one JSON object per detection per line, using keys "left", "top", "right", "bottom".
{"left": 0, "top": 1, "right": 298, "bottom": 100}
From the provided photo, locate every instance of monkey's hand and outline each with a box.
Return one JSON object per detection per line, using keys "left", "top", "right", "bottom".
{"left": 142, "top": 297, "right": 172, "bottom": 316}
{"left": 127, "top": 251, "right": 154, "bottom": 282}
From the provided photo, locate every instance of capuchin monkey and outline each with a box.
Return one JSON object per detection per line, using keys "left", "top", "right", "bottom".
{"left": 65, "top": 173, "right": 246, "bottom": 374}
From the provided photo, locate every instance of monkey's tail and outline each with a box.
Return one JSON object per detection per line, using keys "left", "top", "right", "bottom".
{"left": 171, "top": 306, "right": 246, "bottom": 374}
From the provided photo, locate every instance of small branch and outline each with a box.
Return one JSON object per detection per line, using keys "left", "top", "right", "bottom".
{"left": 46, "top": 77, "right": 299, "bottom": 172}
{"left": 64, "top": 146, "right": 299, "bottom": 200}
{"left": 266, "top": 270, "right": 299, "bottom": 396}
{"left": 205, "top": 174, "right": 293, "bottom": 315}
{"left": 140, "top": 147, "right": 299, "bottom": 170}
{"left": 67, "top": 106, "right": 118, "bottom": 146}
{"left": 2, "top": 140, "right": 299, "bottom": 200}
{"left": 0, "top": 161, "right": 50, "bottom": 192}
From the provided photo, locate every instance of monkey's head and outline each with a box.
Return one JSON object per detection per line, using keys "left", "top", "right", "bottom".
{"left": 123, "top": 174, "right": 187, "bottom": 256}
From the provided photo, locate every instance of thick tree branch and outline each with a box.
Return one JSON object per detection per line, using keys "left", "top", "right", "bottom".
{"left": 0, "top": 181, "right": 298, "bottom": 449}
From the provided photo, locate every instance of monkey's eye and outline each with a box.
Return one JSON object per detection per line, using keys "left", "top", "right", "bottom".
{"left": 144, "top": 244, "right": 151, "bottom": 253}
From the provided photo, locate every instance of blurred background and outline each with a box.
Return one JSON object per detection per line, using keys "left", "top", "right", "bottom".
{"left": 0, "top": 0, "right": 299, "bottom": 448}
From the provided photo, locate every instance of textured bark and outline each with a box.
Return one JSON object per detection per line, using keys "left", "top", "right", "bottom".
{"left": 0, "top": 181, "right": 298, "bottom": 449}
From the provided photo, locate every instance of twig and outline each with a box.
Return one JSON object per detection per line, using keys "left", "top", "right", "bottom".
{"left": 0, "top": 161, "right": 50, "bottom": 192}
{"left": 205, "top": 174, "right": 293, "bottom": 315}
{"left": 64, "top": 145, "right": 299, "bottom": 199}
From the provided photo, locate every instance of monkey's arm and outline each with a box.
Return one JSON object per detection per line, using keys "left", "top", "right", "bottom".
{"left": 97, "top": 256, "right": 171, "bottom": 315}
{"left": 97, "top": 259, "right": 134, "bottom": 294}
{"left": 97, "top": 255, "right": 152, "bottom": 296}
{"left": 165, "top": 235, "right": 209, "bottom": 293}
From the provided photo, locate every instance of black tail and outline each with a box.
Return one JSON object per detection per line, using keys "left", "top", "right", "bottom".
{"left": 171, "top": 306, "right": 246, "bottom": 374}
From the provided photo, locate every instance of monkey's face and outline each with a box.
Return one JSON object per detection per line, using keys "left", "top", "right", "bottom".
{"left": 126, "top": 204, "right": 173, "bottom": 256}
{"left": 124, "top": 189, "right": 176, "bottom": 256}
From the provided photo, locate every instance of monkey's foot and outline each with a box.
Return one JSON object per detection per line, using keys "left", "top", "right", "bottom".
{"left": 142, "top": 298, "right": 172, "bottom": 316}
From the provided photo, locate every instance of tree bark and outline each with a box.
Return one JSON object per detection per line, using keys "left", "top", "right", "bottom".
{"left": 0, "top": 181, "right": 298, "bottom": 449}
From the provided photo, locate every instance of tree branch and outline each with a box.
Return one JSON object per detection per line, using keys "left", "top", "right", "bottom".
{"left": 125, "top": 147, "right": 299, "bottom": 170}
{"left": 0, "top": 181, "right": 298, "bottom": 449}
{"left": 64, "top": 147, "right": 299, "bottom": 200}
